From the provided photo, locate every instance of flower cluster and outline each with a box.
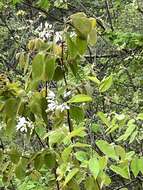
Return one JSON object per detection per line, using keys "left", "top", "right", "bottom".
{"left": 16, "top": 117, "right": 34, "bottom": 133}
{"left": 46, "top": 90, "right": 70, "bottom": 113}
{"left": 35, "top": 22, "right": 62, "bottom": 43}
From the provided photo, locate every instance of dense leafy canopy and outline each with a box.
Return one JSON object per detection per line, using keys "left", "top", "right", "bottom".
{"left": 0, "top": 0, "right": 143, "bottom": 190}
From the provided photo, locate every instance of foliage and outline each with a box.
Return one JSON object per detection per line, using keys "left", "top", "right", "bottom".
{"left": 0, "top": 0, "right": 143, "bottom": 190}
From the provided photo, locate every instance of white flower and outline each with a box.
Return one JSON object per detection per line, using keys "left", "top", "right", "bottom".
{"left": 54, "top": 31, "right": 62, "bottom": 43}
{"left": 48, "top": 91, "right": 55, "bottom": 99}
{"left": 39, "top": 31, "right": 46, "bottom": 39}
{"left": 63, "top": 91, "right": 71, "bottom": 98}
{"left": 48, "top": 102, "right": 57, "bottom": 111}
{"left": 46, "top": 90, "right": 70, "bottom": 113}
{"left": 16, "top": 117, "right": 27, "bottom": 130}
{"left": 36, "top": 23, "right": 43, "bottom": 31}
{"left": 56, "top": 104, "right": 70, "bottom": 112}
{"left": 45, "top": 22, "right": 52, "bottom": 29}
{"left": 16, "top": 117, "right": 33, "bottom": 133}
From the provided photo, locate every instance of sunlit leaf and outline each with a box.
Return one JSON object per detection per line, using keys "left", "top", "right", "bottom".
{"left": 131, "top": 157, "right": 140, "bottom": 177}
{"left": 99, "top": 75, "right": 113, "bottom": 92}
{"left": 96, "top": 140, "right": 118, "bottom": 160}
{"left": 110, "top": 164, "right": 130, "bottom": 179}
{"left": 68, "top": 94, "right": 92, "bottom": 103}
{"left": 89, "top": 157, "right": 100, "bottom": 180}
{"left": 75, "top": 151, "right": 88, "bottom": 162}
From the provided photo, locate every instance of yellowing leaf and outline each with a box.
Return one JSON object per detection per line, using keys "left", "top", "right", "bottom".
{"left": 43, "top": 56, "right": 56, "bottom": 81}
{"left": 71, "top": 12, "right": 92, "bottom": 39}
{"left": 76, "top": 37, "right": 87, "bottom": 55}
{"left": 89, "top": 17, "right": 97, "bottom": 29}
{"left": 32, "top": 52, "right": 45, "bottom": 80}
{"left": 88, "top": 28, "right": 97, "bottom": 46}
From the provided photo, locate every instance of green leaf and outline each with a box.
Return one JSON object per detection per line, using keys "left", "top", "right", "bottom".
{"left": 53, "top": 66, "right": 64, "bottom": 81}
{"left": 69, "top": 106, "right": 84, "bottom": 123}
{"left": 13, "top": 0, "right": 23, "bottom": 5}
{"left": 67, "top": 35, "right": 78, "bottom": 58}
{"left": 138, "top": 157, "right": 143, "bottom": 174}
{"left": 129, "top": 130, "right": 138, "bottom": 144}
{"left": 125, "top": 151, "right": 135, "bottom": 160}
{"left": 15, "top": 161, "right": 26, "bottom": 180}
{"left": 87, "top": 76, "right": 100, "bottom": 85}
{"left": 99, "top": 156, "right": 108, "bottom": 170}
{"left": 45, "top": 127, "right": 68, "bottom": 147}
{"left": 69, "top": 127, "right": 86, "bottom": 139}
{"left": 71, "top": 12, "right": 92, "bottom": 39}
{"left": 61, "top": 146, "right": 72, "bottom": 162}
{"left": 131, "top": 157, "right": 140, "bottom": 177}
{"left": 99, "top": 171, "right": 111, "bottom": 186}
{"left": 64, "top": 168, "right": 79, "bottom": 186}
{"left": 0, "top": 150, "right": 3, "bottom": 164}
{"left": 43, "top": 56, "right": 56, "bottom": 81}
{"left": 68, "top": 94, "right": 92, "bottom": 103}
{"left": 84, "top": 176, "right": 99, "bottom": 190}
{"left": 76, "top": 37, "right": 87, "bottom": 55}
{"left": 72, "top": 142, "right": 91, "bottom": 148}
{"left": 110, "top": 164, "right": 130, "bottom": 179}
{"left": 29, "top": 93, "right": 42, "bottom": 116}
{"left": 96, "top": 140, "right": 118, "bottom": 160}
{"left": 4, "top": 98, "right": 19, "bottom": 118}
{"left": 117, "top": 122, "right": 136, "bottom": 141}
{"left": 34, "top": 153, "right": 44, "bottom": 170}
{"left": 44, "top": 152, "right": 56, "bottom": 169}
{"left": 37, "top": 0, "right": 50, "bottom": 9}
{"left": 67, "top": 180, "right": 80, "bottom": 190}
{"left": 75, "top": 151, "right": 88, "bottom": 162}
{"left": 99, "top": 75, "right": 113, "bottom": 92}
{"left": 137, "top": 113, "right": 143, "bottom": 120}
{"left": 91, "top": 123, "right": 100, "bottom": 133}
{"left": 9, "top": 148, "right": 21, "bottom": 164}
{"left": 32, "top": 52, "right": 45, "bottom": 80}
{"left": 115, "top": 145, "right": 126, "bottom": 160}
{"left": 97, "top": 112, "right": 110, "bottom": 127}
{"left": 89, "top": 157, "right": 100, "bottom": 180}
{"left": 6, "top": 118, "right": 16, "bottom": 137}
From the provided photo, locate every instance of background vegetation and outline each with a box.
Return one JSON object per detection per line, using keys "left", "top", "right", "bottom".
{"left": 0, "top": 0, "right": 143, "bottom": 189}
